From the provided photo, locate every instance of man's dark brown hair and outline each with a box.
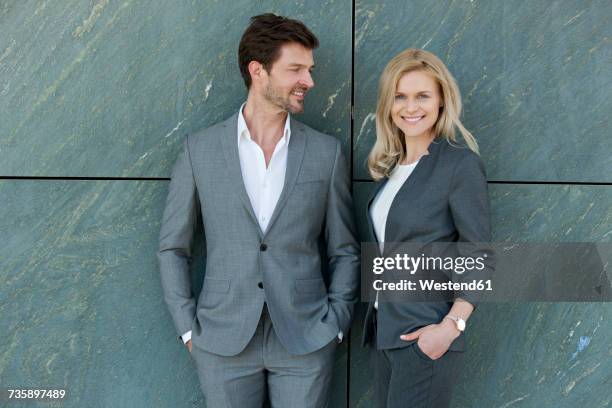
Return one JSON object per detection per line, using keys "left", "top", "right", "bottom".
{"left": 238, "top": 13, "right": 319, "bottom": 88}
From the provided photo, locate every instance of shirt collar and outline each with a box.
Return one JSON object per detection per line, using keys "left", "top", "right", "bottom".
{"left": 237, "top": 103, "right": 291, "bottom": 145}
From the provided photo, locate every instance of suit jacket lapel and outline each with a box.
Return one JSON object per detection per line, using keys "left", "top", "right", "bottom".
{"left": 219, "top": 113, "right": 264, "bottom": 238}
{"left": 263, "top": 117, "right": 306, "bottom": 237}
{"left": 383, "top": 138, "right": 443, "bottom": 246}
{"left": 366, "top": 178, "right": 388, "bottom": 245}
{"left": 364, "top": 178, "right": 387, "bottom": 309}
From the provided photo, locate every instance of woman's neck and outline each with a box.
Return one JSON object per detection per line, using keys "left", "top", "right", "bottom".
{"left": 401, "top": 133, "right": 435, "bottom": 164}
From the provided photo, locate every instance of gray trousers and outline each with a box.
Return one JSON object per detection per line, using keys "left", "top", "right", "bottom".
{"left": 191, "top": 305, "right": 337, "bottom": 408}
{"left": 370, "top": 313, "right": 464, "bottom": 408}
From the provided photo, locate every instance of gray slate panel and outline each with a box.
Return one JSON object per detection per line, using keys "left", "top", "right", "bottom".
{"left": 353, "top": 0, "right": 611, "bottom": 182}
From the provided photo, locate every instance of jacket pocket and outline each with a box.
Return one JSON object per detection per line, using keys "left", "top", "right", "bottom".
{"left": 294, "top": 278, "right": 326, "bottom": 294}
{"left": 296, "top": 178, "right": 324, "bottom": 185}
{"left": 202, "top": 277, "right": 231, "bottom": 294}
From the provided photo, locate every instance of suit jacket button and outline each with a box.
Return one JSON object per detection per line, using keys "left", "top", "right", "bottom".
{"left": 260, "top": 243, "right": 268, "bottom": 251}
{"left": 258, "top": 282, "right": 264, "bottom": 289}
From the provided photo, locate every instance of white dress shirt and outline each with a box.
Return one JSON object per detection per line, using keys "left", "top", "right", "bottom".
{"left": 369, "top": 161, "right": 419, "bottom": 309}
{"left": 237, "top": 105, "right": 291, "bottom": 233}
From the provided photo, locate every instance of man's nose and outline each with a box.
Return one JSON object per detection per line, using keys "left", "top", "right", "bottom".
{"left": 301, "top": 71, "right": 314, "bottom": 89}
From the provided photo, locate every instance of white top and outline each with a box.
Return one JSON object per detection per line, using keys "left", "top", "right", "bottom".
{"left": 370, "top": 161, "right": 419, "bottom": 309}
{"left": 181, "top": 104, "right": 290, "bottom": 344}
{"left": 370, "top": 161, "right": 419, "bottom": 246}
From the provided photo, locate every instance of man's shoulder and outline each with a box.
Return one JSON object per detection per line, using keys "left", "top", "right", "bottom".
{"left": 294, "top": 119, "right": 341, "bottom": 150}
{"left": 187, "top": 114, "right": 237, "bottom": 145}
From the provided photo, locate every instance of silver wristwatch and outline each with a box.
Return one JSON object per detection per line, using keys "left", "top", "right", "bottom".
{"left": 444, "top": 315, "right": 466, "bottom": 332}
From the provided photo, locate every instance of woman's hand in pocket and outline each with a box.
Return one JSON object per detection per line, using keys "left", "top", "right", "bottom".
{"left": 399, "top": 319, "right": 460, "bottom": 360}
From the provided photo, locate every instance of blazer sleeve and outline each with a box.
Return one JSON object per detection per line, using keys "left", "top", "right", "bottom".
{"left": 448, "top": 152, "right": 493, "bottom": 307}
{"left": 157, "top": 137, "right": 199, "bottom": 337}
{"left": 324, "top": 141, "right": 360, "bottom": 334}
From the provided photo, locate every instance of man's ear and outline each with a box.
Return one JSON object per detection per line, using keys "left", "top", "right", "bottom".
{"left": 248, "top": 61, "right": 266, "bottom": 85}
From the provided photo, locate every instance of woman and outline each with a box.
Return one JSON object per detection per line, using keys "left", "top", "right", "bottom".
{"left": 362, "top": 48, "right": 491, "bottom": 407}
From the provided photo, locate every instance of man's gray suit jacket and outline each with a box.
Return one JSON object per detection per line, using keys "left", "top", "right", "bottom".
{"left": 158, "top": 113, "right": 360, "bottom": 357}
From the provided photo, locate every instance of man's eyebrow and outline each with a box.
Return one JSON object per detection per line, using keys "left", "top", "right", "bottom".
{"left": 288, "top": 63, "right": 315, "bottom": 69}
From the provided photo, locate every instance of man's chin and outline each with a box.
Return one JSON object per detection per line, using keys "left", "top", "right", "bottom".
{"left": 287, "top": 101, "right": 305, "bottom": 114}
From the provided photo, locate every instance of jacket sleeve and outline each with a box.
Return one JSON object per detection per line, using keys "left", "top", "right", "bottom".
{"left": 448, "top": 152, "right": 494, "bottom": 307}
{"left": 157, "top": 137, "right": 199, "bottom": 337}
{"left": 324, "top": 141, "right": 360, "bottom": 334}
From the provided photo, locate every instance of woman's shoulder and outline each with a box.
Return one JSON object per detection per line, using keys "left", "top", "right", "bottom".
{"left": 438, "top": 140, "right": 485, "bottom": 178}
{"left": 436, "top": 139, "right": 486, "bottom": 176}
{"left": 437, "top": 139, "right": 478, "bottom": 159}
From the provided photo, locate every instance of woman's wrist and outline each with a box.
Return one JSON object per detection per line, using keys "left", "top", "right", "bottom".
{"left": 440, "top": 317, "right": 461, "bottom": 340}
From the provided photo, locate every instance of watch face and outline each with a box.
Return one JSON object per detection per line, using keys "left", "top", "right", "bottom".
{"left": 457, "top": 319, "right": 466, "bottom": 331}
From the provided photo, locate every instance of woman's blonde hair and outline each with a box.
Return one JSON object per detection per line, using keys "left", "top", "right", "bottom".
{"left": 367, "top": 48, "right": 478, "bottom": 180}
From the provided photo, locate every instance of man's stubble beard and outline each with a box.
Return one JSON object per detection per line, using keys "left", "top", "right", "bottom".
{"left": 262, "top": 82, "right": 304, "bottom": 114}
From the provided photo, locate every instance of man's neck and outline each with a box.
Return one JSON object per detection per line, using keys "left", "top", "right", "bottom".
{"left": 242, "top": 93, "right": 288, "bottom": 147}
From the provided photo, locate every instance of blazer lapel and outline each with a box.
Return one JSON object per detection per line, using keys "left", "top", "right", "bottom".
{"left": 263, "top": 117, "right": 306, "bottom": 237}
{"left": 364, "top": 178, "right": 387, "bottom": 308}
{"left": 383, "top": 138, "right": 443, "bottom": 246}
{"left": 366, "top": 178, "right": 388, "bottom": 245}
{"left": 219, "top": 113, "right": 264, "bottom": 238}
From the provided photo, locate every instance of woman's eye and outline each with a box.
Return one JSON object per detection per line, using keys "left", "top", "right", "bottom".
{"left": 395, "top": 95, "right": 405, "bottom": 100}
{"left": 417, "top": 94, "right": 429, "bottom": 99}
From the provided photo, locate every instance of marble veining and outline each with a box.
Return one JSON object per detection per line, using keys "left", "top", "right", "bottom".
{"left": 351, "top": 182, "right": 612, "bottom": 407}
{"left": 353, "top": 0, "right": 612, "bottom": 182}
{"left": 0, "top": 0, "right": 351, "bottom": 177}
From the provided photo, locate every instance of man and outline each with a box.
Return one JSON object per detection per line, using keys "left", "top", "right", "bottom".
{"left": 158, "top": 13, "right": 359, "bottom": 407}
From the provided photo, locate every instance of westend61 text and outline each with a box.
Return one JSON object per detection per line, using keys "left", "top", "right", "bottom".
{"left": 373, "top": 279, "right": 493, "bottom": 292}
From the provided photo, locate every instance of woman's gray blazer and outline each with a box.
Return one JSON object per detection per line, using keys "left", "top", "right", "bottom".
{"left": 362, "top": 138, "right": 492, "bottom": 352}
